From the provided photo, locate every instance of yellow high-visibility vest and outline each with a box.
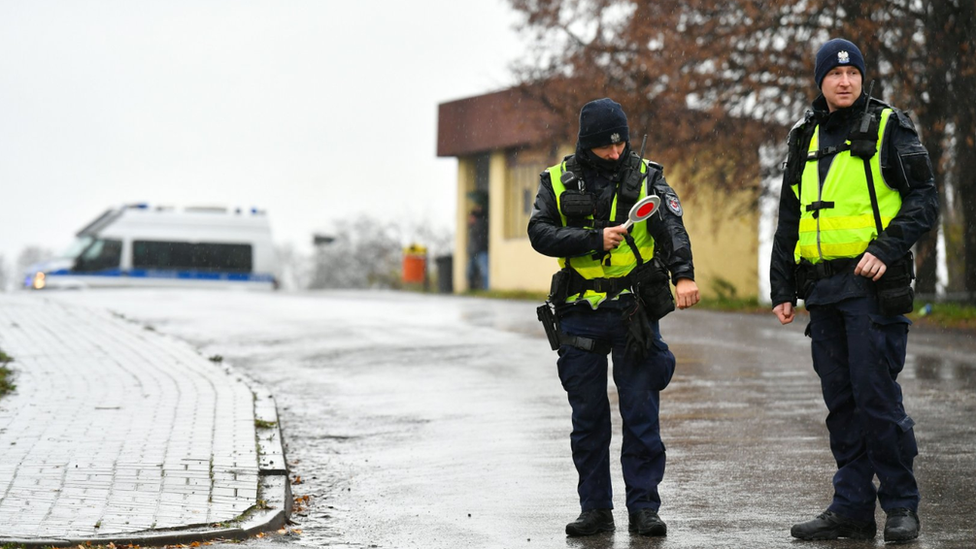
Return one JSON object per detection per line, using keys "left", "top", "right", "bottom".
{"left": 548, "top": 157, "right": 656, "bottom": 308}
{"left": 793, "top": 108, "right": 901, "bottom": 263}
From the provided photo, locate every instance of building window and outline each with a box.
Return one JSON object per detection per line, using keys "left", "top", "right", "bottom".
{"left": 505, "top": 149, "right": 549, "bottom": 239}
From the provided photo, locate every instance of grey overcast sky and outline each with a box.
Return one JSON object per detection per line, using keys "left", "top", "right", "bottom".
{"left": 0, "top": 0, "right": 525, "bottom": 270}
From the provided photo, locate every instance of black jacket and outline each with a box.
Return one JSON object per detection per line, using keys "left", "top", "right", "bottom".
{"left": 769, "top": 93, "right": 940, "bottom": 307}
{"left": 527, "top": 145, "right": 695, "bottom": 291}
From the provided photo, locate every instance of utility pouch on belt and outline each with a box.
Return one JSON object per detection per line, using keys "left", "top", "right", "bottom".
{"left": 549, "top": 269, "right": 570, "bottom": 303}
{"left": 794, "top": 262, "right": 816, "bottom": 301}
{"left": 876, "top": 252, "right": 915, "bottom": 316}
{"left": 634, "top": 259, "right": 675, "bottom": 321}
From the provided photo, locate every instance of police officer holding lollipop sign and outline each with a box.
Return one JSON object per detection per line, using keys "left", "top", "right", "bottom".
{"left": 529, "top": 97, "right": 699, "bottom": 538}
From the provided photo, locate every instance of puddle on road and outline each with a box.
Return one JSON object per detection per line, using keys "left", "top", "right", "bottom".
{"left": 912, "top": 353, "right": 976, "bottom": 388}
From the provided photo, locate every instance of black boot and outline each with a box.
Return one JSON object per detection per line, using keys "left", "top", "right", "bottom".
{"left": 791, "top": 510, "right": 876, "bottom": 540}
{"left": 884, "top": 508, "right": 920, "bottom": 542}
{"left": 565, "top": 509, "right": 614, "bottom": 536}
{"left": 628, "top": 508, "right": 667, "bottom": 537}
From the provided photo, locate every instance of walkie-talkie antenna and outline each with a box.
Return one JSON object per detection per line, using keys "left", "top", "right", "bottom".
{"left": 859, "top": 81, "right": 876, "bottom": 133}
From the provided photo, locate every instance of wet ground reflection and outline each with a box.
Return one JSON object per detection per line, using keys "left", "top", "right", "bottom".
{"left": 912, "top": 353, "right": 976, "bottom": 388}
{"left": 43, "top": 291, "right": 976, "bottom": 549}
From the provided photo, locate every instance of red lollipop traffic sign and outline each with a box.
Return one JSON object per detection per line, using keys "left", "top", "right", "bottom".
{"left": 621, "top": 195, "right": 660, "bottom": 230}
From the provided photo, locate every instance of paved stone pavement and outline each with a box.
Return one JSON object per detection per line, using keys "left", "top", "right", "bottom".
{"left": 0, "top": 295, "right": 289, "bottom": 546}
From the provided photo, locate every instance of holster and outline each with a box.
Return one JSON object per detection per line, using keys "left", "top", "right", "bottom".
{"left": 536, "top": 301, "right": 562, "bottom": 351}
{"left": 875, "top": 252, "right": 915, "bottom": 316}
{"left": 538, "top": 271, "right": 611, "bottom": 354}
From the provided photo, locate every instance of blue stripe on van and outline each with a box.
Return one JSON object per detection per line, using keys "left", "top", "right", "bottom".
{"left": 48, "top": 268, "right": 124, "bottom": 277}
{"left": 47, "top": 268, "right": 275, "bottom": 283}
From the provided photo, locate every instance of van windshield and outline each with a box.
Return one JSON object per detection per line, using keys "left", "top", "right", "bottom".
{"left": 59, "top": 236, "right": 94, "bottom": 259}
{"left": 74, "top": 238, "right": 123, "bottom": 272}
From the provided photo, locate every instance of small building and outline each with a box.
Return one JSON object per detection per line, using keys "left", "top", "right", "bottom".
{"left": 437, "top": 87, "right": 761, "bottom": 300}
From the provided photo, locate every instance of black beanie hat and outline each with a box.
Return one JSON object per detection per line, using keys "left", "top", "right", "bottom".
{"left": 815, "top": 38, "right": 866, "bottom": 88}
{"left": 578, "top": 98, "right": 629, "bottom": 149}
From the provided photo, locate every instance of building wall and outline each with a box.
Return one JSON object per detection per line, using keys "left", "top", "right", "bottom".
{"left": 490, "top": 146, "right": 558, "bottom": 292}
{"left": 667, "top": 171, "right": 759, "bottom": 300}
{"left": 452, "top": 150, "right": 559, "bottom": 293}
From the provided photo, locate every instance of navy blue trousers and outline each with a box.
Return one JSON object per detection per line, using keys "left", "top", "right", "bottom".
{"left": 557, "top": 308, "right": 676, "bottom": 513}
{"left": 807, "top": 296, "right": 919, "bottom": 522}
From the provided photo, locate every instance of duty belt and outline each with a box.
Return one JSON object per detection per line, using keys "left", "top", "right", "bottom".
{"left": 557, "top": 260, "right": 667, "bottom": 302}
{"left": 800, "top": 257, "right": 857, "bottom": 280}
{"left": 568, "top": 275, "right": 633, "bottom": 296}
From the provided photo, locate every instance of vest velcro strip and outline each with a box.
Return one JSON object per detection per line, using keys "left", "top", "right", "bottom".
{"left": 807, "top": 143, "right": 851, "bottom": 160}
{"left": 805, "top": 201, "right": 835, "bottom": 215}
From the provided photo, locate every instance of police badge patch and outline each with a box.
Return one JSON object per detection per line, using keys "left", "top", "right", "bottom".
{"left": 665, "top": 192, "right": 682, "bottom": 216}
{"left": 838, "top": 50, "right": 850, "bottom": 64}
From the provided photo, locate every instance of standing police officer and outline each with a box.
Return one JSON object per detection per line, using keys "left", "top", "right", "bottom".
{"left": 770, "top": 39, "right": 939, "bottom": 542}
{"left": 528, "top": 98, "right": 699, "bottom": 537}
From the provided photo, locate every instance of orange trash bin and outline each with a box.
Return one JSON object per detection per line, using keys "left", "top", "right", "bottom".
{"left": 402, "top": 244, "right": 427, "bottom": 284}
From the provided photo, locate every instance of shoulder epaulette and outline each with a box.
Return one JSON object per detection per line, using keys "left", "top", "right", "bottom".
{"left": 892, "top": 109, "right": 919, "bottom": 132}
{"left": 790, "top": 109, "right": 815, "bottom": 133}
{"left": 867, "top": 96, "right": 893, "bottom": 111}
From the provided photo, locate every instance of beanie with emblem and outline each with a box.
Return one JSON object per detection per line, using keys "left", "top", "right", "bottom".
{"left": 578, "top": 98, "right": 629, "bottom": 149}
{"left": 815, "top": 38, "right": 866, "bottom": 88}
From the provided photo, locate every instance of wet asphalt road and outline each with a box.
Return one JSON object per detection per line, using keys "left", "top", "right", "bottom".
{"left": 43, "top": 289, "right": 976, "bottom": 548}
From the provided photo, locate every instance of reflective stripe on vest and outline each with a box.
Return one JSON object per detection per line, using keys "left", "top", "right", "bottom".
{"left": 548, "top": 158, "right": 655, "bottom": 308}
{"left": 792, "top": 108, "right": 900, "bottom": 264}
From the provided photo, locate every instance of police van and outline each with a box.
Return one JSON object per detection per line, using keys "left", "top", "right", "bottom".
{"left": 24, "top": 204, "right": 279, "bottom": 290}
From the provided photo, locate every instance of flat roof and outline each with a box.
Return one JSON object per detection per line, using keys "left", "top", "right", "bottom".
{"left": 436, "top": 87, "right": 560, "bottom": 157}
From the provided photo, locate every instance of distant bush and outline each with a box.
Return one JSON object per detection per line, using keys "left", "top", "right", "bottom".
{"left": 0, "top": 349, "right": 15, "bottom": 398}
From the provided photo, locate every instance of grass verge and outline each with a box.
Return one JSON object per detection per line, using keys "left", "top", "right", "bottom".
{"left": 0, "top": 349, "right": 14, "bottom": 398}
{"left": 907, "top": 301, "right": 976, "bottom": 332}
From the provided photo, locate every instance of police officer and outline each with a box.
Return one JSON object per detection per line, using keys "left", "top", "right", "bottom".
{"left": 528, "top": 97, "right": 699, "bottom": 537}
{"left": 770, "top": 39, "right": 939, "bottom": 542}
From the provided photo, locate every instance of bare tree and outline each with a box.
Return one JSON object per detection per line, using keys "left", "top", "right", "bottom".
{"left": 508, "top": 0, "right": 976, "bottom": 297}
{"left": 274, "top": 243, "right": 313, "bottom": 291}
{"left": 305, "top": 216, "right": 452, "bottom": 290}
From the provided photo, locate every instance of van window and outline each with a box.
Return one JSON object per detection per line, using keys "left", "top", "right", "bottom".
{"left": 132, "top": 241, "right": 253, "bottom": 272}
{"left": 74, "top": 239, "right": 123, "bottom": 272}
